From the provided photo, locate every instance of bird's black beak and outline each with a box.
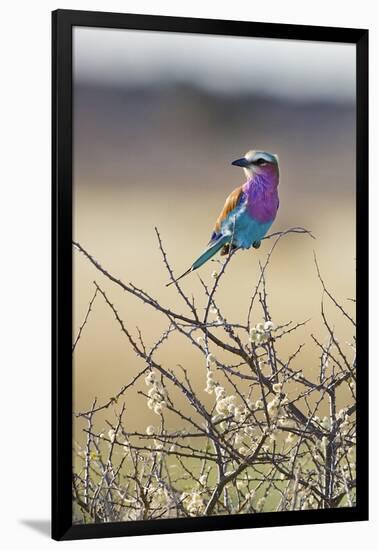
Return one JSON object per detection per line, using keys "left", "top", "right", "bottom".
{"left": 232, "top": 157, "right": 249, "bottom": 167}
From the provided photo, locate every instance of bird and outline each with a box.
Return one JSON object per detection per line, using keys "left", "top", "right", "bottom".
{"left": 167, "top": 150, "right": 280, "bottom": 286}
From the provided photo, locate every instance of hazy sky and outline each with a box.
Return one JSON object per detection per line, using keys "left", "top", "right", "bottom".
{"left": 73, "top": 27, "right": 355, "bottom": 100}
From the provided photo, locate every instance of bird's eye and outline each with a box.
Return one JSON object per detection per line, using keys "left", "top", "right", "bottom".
{"left": 254, "top": 158, "right": 268, "bottom": 166}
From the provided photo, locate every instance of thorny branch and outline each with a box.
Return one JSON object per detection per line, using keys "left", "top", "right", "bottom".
{"left": 72, "top": 227, "right": 356, "bottom": 523}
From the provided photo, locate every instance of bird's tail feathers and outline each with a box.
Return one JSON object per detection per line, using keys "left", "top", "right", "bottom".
{"left": 166, "top": 235, "right": 229, "bottom": 287}
{"left": 191, "top": 235, "right": 229, "bottom": 270}
{"left": 166, "top": 266, "right": 193, "bottom": 287}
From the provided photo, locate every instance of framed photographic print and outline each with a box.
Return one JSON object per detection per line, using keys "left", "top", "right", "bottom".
{"left": 52, "top": 9, "right": 368, "bottom": 541}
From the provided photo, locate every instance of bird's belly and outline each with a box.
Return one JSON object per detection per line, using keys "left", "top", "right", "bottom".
{"left": 225, "top": 210, "right": 273, "bottom": 249}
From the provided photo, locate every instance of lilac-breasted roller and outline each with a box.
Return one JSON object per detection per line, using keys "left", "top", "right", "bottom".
{"left": 167, "top": 150, "right": 279, "bottom": 286}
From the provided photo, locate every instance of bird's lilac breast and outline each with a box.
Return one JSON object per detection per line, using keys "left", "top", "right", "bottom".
{"left": 243, "top": 174, "right": 279, "bottom": 224}
{"left": 247, "top": 194, "right": 279, "bottom": 223}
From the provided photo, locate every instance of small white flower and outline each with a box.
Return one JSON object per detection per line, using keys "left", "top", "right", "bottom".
{"left": 215, "top": 399, "right": 226, "bottom": 414}
{"left": 216, "top": 397, "right": 234, "bottom": 415}
{"left": 199, "top": 474, "right": 207, "bottom": 485}
{"left": 256, "top": 323, "right": 265, "bottom": 333}
{"left": 228, "top": 402, "right": 236, "bottom": 413}
{"left": 272, "top": 382, "right": 283, "bottom": 394}
{"left": 154, "top": 403, "right": 163, "bottom": 415}
{"left": 255, "top": 332, "right": 267, "bottom": 345}
{"left": 186, "top": 491, "right": 205, "bottom": 516}
{"left": 146, "top": 425, "right": 155, "bottom": 436}
{"left": 206, "top": 353, "right": 216, "bottom": 366}
{"left": 204, "top": 373, "right": 216, "bottom": 394}
{"left": 145, "top": 371, "right": 156, "bottom": 386}
{"left": 239, "top": 446, "right": 248, "bottom": 456}
{"left": 214, "top": 386, "right": 226, "bottom": 400}
{"left": 196, "top": 336, "right": 204, "bottom": 345}
{"left": 264, "top": 321, "right": 276, "bottom": 331}
{"left": 336, "top": 409, "right": 346, "bottom": 421}
{"left": 234, "top": 407, "right": 243, "bottom": 422}
{"left": 321, "top": 416, "right": 331, "bottom": 429}
{"left": 255, "top": 400, "right": 263, "bottom": 410}
{"left": 211, "top": 271, "right": 218, "bottom": 279}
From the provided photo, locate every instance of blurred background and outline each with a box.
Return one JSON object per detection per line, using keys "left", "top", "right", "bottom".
{"left": 73, "top": 28, "right": 356, "bottom": 435}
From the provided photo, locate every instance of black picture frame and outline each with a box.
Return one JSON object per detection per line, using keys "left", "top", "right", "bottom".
{"left": 52, "top": 9, "right": 369, "bottom": 541}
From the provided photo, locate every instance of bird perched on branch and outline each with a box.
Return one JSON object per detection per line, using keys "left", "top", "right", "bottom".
{"left": 167, "top": 150, "right": 279, "bottom": 286}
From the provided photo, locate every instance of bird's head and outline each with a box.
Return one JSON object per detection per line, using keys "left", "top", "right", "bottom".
{"left": 232, "top": 150, "right": 279, "bottom": 180}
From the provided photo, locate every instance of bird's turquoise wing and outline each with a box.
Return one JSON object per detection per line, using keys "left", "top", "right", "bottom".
{"left": 210, "top": 185, "right": 246, "bottom": 243}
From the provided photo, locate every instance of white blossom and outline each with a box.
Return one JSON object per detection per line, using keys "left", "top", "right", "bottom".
{"left": 199, "top": 474, "right": 207, "bottom": 485}
{"left": 267, "top": 397, "right": 280, "bottom": 414}
{"left": 234, "top": 407, "right": 243, "bottom": 422}
{"left": 206, "top": 353, "right": 216, "bottom": 366}
{"left": 186, "top": 491, "right": 205, "bottom": 516}
{"left": 145, "top": 371, "right": 156, "bottom": 386}
{"left": 264, "top": 320, "right": 276, "bottom": 331}
{"left": 214, "top": 386, "right": 226, "bottom": 400}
